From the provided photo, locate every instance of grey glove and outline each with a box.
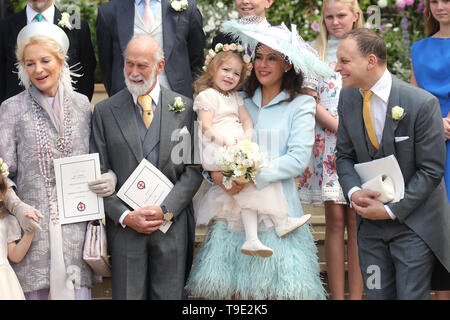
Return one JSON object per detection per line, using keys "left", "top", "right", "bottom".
{"left": 3, "top": 188, "right": 43, "bottom": 233}
{"left": 88, "top": 170, "right": 117, "bottom": 197}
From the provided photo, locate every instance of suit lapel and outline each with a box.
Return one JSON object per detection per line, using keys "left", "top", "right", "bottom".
{"left": 118, "top": 0, "right": 136, "bottom": 55}
{"left": 111, "top": 91, "right": 144, "bottom": 163}
{"left": 53, "top": 7, "right": 61, "bottom": 24}
{"left": 158, "top": 87, "right": 174, "bottom": 166}
{"left": 11, "top": 9, "right": 27, "bottom": 38}
{"left": 379, "top": 76, "right": 400, "bottom": 157}
{"left": 162, "top": 0, "right": 178, "bottom": 60}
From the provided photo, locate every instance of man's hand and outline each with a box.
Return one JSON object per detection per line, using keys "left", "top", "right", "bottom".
{"left": 350, "top": 189, "right": 381, "bottom": 207}
{"left": 210, "top": 171, "right": 244, "bottom": 195}
{"left": 351, "top": 189, "right": 390, "bottom": 220}
{"left": 123, "top": 206, "right": 164, "bottom": 234}
{"left": 351, "top": 197, "right": 391, "bottom": 220}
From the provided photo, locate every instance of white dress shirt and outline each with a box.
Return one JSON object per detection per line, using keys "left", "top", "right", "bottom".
{"left": 119, "top": 81, "right": 161, "bottom": 227}
{"left": 26, "top": 4, "right": 55, "bottom": 24}
{"left": 348, "top": 68, "right": 397, "bottom": 220}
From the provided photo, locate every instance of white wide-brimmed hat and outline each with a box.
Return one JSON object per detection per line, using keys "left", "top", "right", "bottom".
{"left": 17, "top": 22, "right": 69, "bottom": 54}
{"left": 222, "top": 20, "right": 333, "bottom": 81}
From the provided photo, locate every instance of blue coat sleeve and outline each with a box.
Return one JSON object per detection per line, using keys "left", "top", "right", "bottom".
{"left": 254, "top": 95, "right": 317, "bottom": 189}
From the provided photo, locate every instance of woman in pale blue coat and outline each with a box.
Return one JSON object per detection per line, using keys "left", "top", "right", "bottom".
{"left": 186, "top": 22, "right": 333, "bottom": 299}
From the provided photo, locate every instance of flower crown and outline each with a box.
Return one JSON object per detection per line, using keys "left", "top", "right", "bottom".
{"left": 203, "top": 43, "right": 253, "bottom": 76}
{"left": 0, "top": 158, "right": 9, "bottom": 178}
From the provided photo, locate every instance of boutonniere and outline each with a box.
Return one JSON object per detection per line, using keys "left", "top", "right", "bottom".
{"left": 389, "top": 106, "right": 406, "bottom": 121}
{"left": 169, "top": 96, "right": 185, "bottom": 112}
{"left": 170, "top": 0, "right": 188, "bottom": 12}
{"left": 57, "top": 12, "right": 73, "bottom": 30}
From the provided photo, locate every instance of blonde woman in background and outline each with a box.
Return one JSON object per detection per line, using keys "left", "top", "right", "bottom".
{"left": 298, "top": 0, "right": 364, "bottom": 300}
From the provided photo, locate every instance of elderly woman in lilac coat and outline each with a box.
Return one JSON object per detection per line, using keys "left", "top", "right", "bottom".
{"left": 0, "top": 22, "right": 114, "bottom": 300}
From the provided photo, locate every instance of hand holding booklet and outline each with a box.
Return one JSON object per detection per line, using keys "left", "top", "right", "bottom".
{"left": 117, "top": 159, "right": 174, "bottom": 233}
{"left": 354, "top": 155, "right": 404, "bottom": 203}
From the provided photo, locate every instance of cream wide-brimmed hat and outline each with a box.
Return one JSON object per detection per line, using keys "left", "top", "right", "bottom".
{"left": 222, "top": 19, "right": 333, "bottom": 81}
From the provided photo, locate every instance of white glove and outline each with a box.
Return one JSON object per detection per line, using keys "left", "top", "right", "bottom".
{"left": 88, "top": 170, "right": 117, "bottom": 197}
{"left": 3, "top": 188, "right": 43, "bottom": 233}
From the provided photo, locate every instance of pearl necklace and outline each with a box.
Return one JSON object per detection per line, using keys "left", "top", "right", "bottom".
{"left": 30, "top": 92, "right": 73, "bottom": 224}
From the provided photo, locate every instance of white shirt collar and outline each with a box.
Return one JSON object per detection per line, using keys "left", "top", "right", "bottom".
{"left": 26, "top": 4, "right": 55, "bottom": 24}
{"left": 132, "top": 79, "right": 161, "bottom": 109}
{"left": 359, "top": 68, "right": 392, "bottom": 103}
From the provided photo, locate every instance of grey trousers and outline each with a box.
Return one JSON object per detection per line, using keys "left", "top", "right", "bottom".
{"left": 109, "top": 218, "right": 188, "bottom": 300}
{"left": 357, "top": 218, "right": 435, "bottom": 300}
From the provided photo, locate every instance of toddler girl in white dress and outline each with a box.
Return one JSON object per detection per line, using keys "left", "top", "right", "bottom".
{"left": 0, "top": 159, "right": 39, "bottom": 300}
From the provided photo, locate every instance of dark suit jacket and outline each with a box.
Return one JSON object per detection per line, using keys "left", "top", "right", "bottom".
{"left": 336, "top": 74, "right": 450, "bottom": 276}
{"left": 96, "top": 0, "right": 205, "bottom": 98}
{"left": 0, "top": 6, "right": 96, "bottom": 103}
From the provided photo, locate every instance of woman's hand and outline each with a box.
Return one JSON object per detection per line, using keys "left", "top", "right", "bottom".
{"left": 88, "top": 170, "right": 117, "bottom": 197}
{"left": 3, "top": 188, "right": 42, "bottom": 233}
{"left": 210, "top": 171, "right": 244, "bottom": 195}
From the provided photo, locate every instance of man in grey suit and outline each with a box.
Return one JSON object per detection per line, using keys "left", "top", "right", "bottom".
{"left": 90, "top": 34, "right": 203, "bottom": 299}
{"left": 96, "top": 0, "right": 205, "bottom": 98}
{"left": 335, "top": 28, "right": 450, "bottom": 299}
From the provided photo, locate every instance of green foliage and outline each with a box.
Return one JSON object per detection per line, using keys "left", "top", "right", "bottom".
{"left": 196, "top": 0, "right": 427, "bottom": 82}
{"left": 10, "top": 0, "right": 427, "bottom": 82}
{"left": 53, "top": 0, "right": 109, "bottom": 83}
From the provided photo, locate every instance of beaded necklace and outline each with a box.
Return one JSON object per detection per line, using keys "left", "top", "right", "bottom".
{"left": 30, "top": 91, "right": 73, "bottom": 224}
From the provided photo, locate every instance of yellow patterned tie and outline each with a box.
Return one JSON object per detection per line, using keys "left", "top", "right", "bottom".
{"left": 362, "top": 90, "right": 379, "bottom": 150}
{"left": 137, "top": 95, "right": 153, "bottom": 129}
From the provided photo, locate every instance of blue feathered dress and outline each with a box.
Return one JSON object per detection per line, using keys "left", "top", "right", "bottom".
{"left": 186, "top": 89, "right": 326, "bottom": 300}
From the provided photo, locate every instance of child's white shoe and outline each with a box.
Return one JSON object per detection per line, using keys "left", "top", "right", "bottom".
{"left": 274, "top": 214, "right": 311, "bottom": 237}
{"left": 241, "top": 239, "right": 273, "bottom": 258}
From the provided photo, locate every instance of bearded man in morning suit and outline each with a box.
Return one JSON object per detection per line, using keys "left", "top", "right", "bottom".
{"left": 335, "top": 28, "right": 450, "bottom": 299}
{"left": 90, "top": 34, "right": 202, "bottom": 299}
{"left": 96, "top": 0, "right": 205, "bottom": 98}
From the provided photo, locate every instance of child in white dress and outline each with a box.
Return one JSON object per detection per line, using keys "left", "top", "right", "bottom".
{"left": 0, "top": 159, "right": 39, "bottom": 300}
{"left": 194, "top": 45, "right": 311, "bottom": 258}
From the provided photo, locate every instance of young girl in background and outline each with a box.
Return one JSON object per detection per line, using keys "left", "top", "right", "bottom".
{"left": 0, "top": 158, "right": 39, "bottom": 300}
{"left": 298, "top": 0, "right": 364, "bottom": 299}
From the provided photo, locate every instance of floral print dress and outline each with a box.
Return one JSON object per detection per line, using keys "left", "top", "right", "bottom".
{"left": 298, "top": 37, "right": 346, "bottom": 204}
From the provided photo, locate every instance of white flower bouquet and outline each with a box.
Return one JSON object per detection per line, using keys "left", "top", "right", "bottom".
{"left": 217, "top": 140, "right": 268, "bottom": 189}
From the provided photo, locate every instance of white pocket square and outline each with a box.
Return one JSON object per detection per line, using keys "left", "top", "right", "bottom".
{"left": 179, "top": 126, "right": 189, "bottom": 135}
{"left": 394, "top": 136, "right": 409, "bottom": 143}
